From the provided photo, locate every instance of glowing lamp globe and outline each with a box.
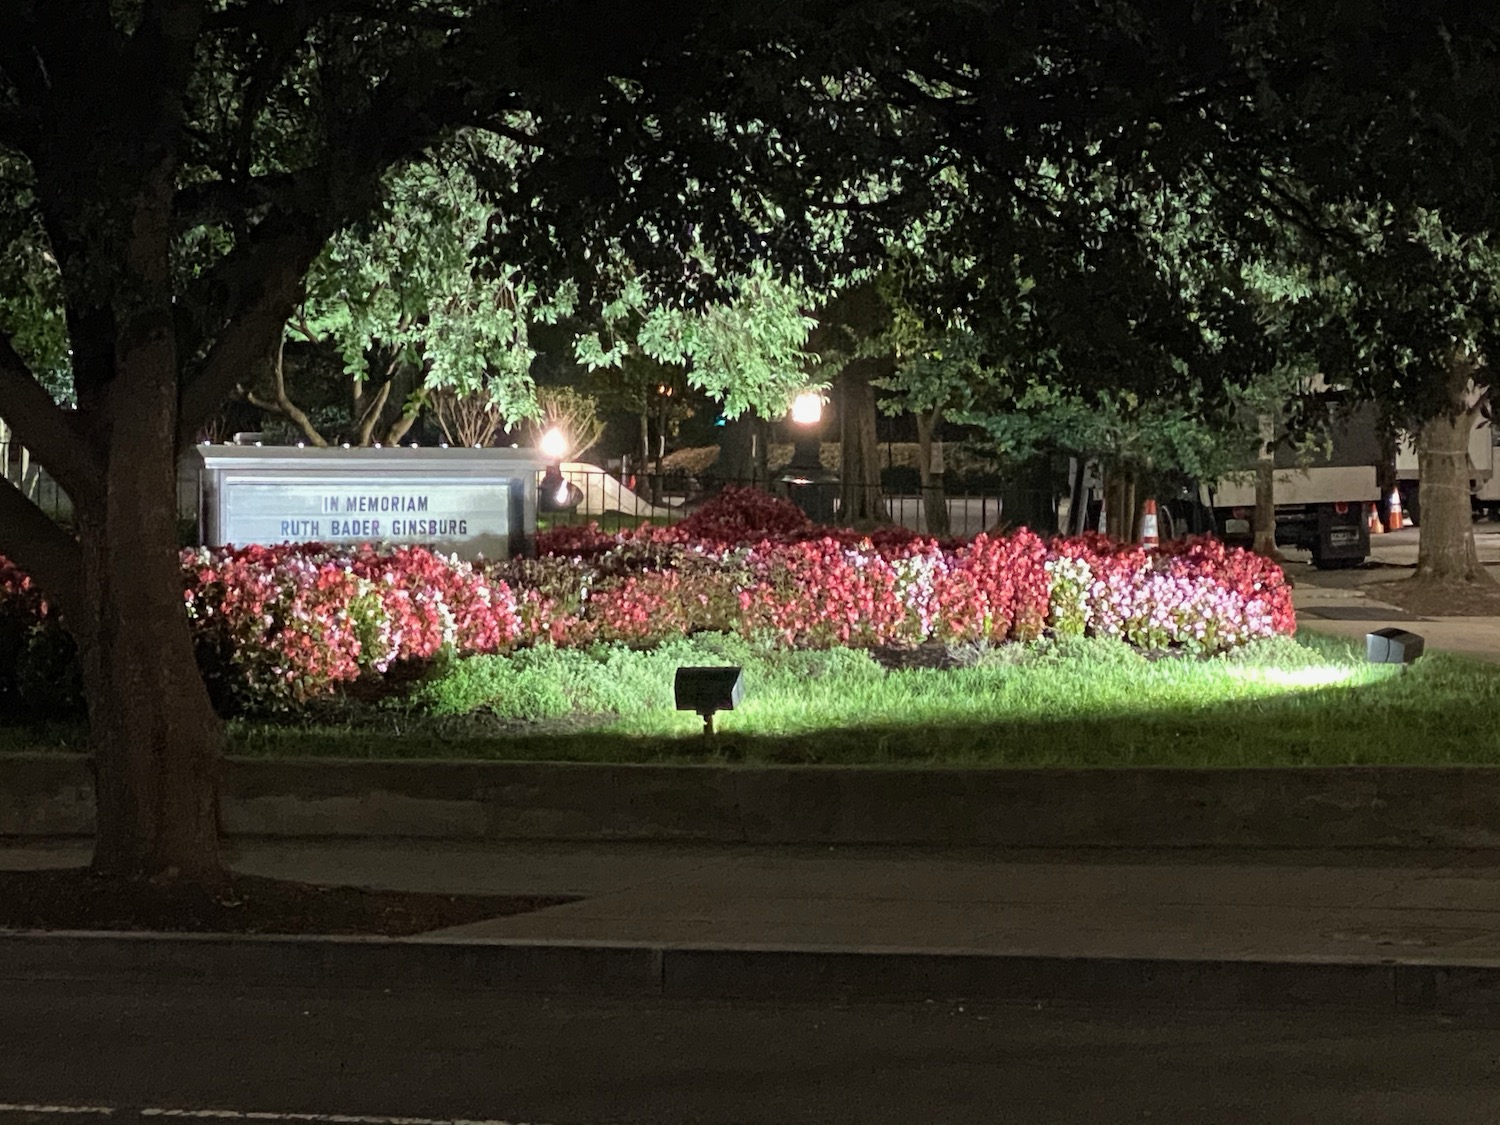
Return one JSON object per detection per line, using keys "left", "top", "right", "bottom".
{"left": 540, "top": 426, "right": 568, "bottom": 462}
{"left": 790, "top": 392, "right": 823, "bottom": 426}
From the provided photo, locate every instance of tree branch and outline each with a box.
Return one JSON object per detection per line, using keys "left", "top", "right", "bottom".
{"left": 0, "top": 477, "right": 82, "bottom": 615}
{"left": 355, "top": 379, "right": 392, "bottom": 445}
{"left": 384, "top": 399, "right": 419, "bottom": 447}
{"left": 291, "top": 316, "right": 322, "bottom": 345}
{"left": 173, "top": 172, "right": 301, "bottom": 231}
{"left": 0, "top": 332, "right": 104, "bottom": 503}
{"left": 241, "top": 339, "right": 328, "bottom": 447}
{"left": 179, "top": 226, "right": 326, "bottom": 439}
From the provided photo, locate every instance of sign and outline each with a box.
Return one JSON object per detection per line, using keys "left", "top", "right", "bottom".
{"left": 196, "top": 446, "right": 550, "bottom": 560}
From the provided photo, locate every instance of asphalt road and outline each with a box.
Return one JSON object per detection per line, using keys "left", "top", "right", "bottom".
{"left": 3, "top": 980, "right": 1500, "bottom": 1124}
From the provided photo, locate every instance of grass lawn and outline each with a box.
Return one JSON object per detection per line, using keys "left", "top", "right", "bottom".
{"left": 7, "top": 631, "right": 1497, "bottom": 767}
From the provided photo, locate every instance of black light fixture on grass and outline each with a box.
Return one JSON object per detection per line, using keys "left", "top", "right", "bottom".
{"left": 1366, "top": 627, "right": 1425, "bottom": 665}
{"left": 675, "top": 666, "right": 745, "bottom": 735}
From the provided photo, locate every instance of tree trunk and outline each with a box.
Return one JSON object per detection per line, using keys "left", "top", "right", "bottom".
{"left": 1415, "top": 406, "right": 1491, "bottom": 584}
{"left": 638, "top": 408, "right": 650, "bottom": 478}
{"left": 1254, "top": 414, "right": 1278, "bottom": 561}
{"left": 916, "top": 407, "right": 950, "bottom": 536}
{"left": 1066, "top": 458, "right": 1089, "bottom": 535}
{"left": 716, "top": 413, "right": 762, "bottom": 487}
{"left": 75, "top": 322, "right": 223, "bottom": 883}
{"left": 1252, "top": 416, "right": 1283, "bottom": 560}
{"left": 651, "top": 395, "right": 669, "bottom": 503}
{"left": 76, "top": 475, "right": 225, "bottom": 882}
{"left": 1103, "top": 472, "right": 1121, "bottom": 540}
{"left": 753, "top": 413, "right": 770, "bottom": 483}
{"left": 1103, "top": 469, "right": 1138, "bottom": 542}
{"left": 71, "top": 165, "right": 224, "bottom": 882}
{"left": 1251, "top": 457, "right": 1282, "bottom": 557}
{"left": 838, "top": 358, "right": 888, "bottom": 524}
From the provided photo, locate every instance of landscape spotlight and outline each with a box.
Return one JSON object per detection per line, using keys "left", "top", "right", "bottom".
{"left": 1366, "top": 627, "right": 1425, "bottom": 665}
{"left": 674, "top": 666, "right": 745, "bottom": 735}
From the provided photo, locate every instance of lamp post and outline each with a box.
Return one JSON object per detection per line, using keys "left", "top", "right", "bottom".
{"left": 537, "top": 426, "right": 583, "bottom": 513}
{"left": 779, "top": 391, "right": 838, "bottom": 522}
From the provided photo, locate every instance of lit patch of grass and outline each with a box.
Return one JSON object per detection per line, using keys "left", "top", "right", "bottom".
{"left": 228, "top": 630, "right": 1500, "bottom": 766}
{"left": 8, "top": 631, "right": 1499, "bottom": 768}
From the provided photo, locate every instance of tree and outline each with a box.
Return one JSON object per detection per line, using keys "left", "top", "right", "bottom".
{"left": 1218, "top": 5, "right": 1500, "bottom": 588}
{"left": 12, "top": 0, "right": 1486, "bottom": 888}
{"left": 0, "top": 0, "right": 893, "bottom": 883}
{"left": 264, "top": 143, "right": 565, "bottom": 448}
{"left": 575, "top": 263, "right": 817, "bottom": 488}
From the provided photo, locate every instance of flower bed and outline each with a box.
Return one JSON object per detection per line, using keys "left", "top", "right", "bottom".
{"left": 184, "top": 543, "right": 523, "bottom": 710}
{"left": 0, "top": 488, "right": 1294, "bottom": 712}
{"left": 0, "top": 554, "right": 80, "bottom": 714}
{"left": 519, "top": 491, "right": 1292, "bottom": 653}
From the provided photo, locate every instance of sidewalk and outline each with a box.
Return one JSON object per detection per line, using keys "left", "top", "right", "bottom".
{"left": 211, "top": 838, "right": 1500, "bottom": 963}
{"left": 1288, "top": 525, "right": 1500, "bottom": 663}
{"left": 7, "top": 838, "right": 1500, "bottom": 1011}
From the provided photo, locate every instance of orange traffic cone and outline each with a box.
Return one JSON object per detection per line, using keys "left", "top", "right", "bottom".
{"left": 1387, "top": 488, "right": 1404, "bottom": 533}
{"left": 1368, "top": 502, "right": 1384, "bottom": 535}
{"left": 1139, "top": 498, "right": 1160, "bottom": 550}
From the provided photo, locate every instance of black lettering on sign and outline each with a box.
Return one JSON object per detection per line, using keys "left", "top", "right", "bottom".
{"left": 389, "top": 518, "right": 472, "bottom": 537}
{"left": 345, "top": 495, "right": 432, "bottom": 513}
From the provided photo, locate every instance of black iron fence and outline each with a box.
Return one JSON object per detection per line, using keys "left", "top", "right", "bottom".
{"left": 542, "top": 466, "right": 1063, "bottom": 539}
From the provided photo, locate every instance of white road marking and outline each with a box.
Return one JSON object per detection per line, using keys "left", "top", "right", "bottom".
{"left": 0, "top": 1108, "right": 550, "bottom": 1125}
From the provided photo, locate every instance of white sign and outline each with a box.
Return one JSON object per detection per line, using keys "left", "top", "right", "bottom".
{"left": 221, "top": 476, "right": 511, "bottom": 552}
{"left": 196, "top": 446, "right": 548, "bottom": 560}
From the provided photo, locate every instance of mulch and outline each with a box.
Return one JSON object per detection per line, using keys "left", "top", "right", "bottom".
{"left": 1364, "top": 576, "right": 1500, "bottom": 618}
{"left": 0, "top": 868, "right": 572, "bottom": 935}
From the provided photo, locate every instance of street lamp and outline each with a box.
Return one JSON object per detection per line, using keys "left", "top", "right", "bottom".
{"left": 540, "top": 426, "right": 568, "bottom": 463}
{"left": 779, "top": 390, "right": 838, "bottom": 522}
{"left": 537, "top": 426, "right": 582, "bottom": 513}
{"left": 790, "top": 392, "right": 823, "bottom": 426}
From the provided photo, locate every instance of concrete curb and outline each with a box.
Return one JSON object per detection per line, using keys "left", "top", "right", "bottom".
{"left": 2, "top": 929, "right": 1498, "bottom": 1015}
{"left": 10, "top": 754, "right": 1500, "bottom": 848}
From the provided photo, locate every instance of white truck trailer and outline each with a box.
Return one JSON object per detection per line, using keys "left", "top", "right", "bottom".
{"left": 1208, "top": 407, "right": 1382, "bottom": 568}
